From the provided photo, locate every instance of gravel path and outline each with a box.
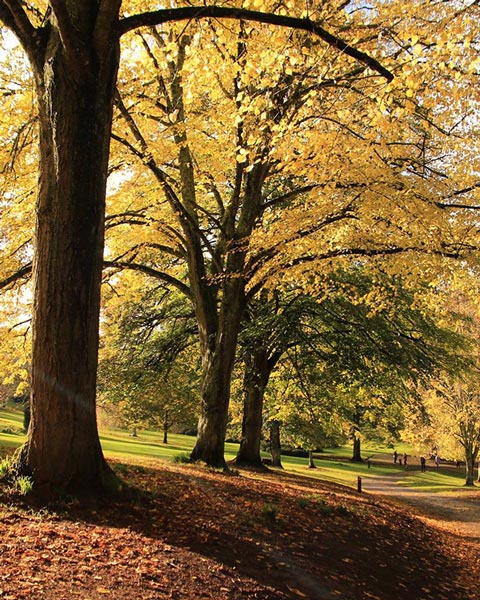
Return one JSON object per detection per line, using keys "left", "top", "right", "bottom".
{"left": 362, "top": 469, "right": 480, "bottom": 545}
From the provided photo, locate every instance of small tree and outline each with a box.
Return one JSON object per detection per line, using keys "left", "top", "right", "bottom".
{"left": 415, "top": 289, "right": 480, "bottom": 486}
{"left": 98, "top": 283, "right": 199, "bottom": 439}
{"left": 423, "top": 379, "right": 480, "bottom": 486}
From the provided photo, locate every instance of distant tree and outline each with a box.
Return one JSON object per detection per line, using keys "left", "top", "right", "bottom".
{"left": 410, "top": 290, "right": 480, "bottom": 486}
{"left": 273, "top": 360, "right": 344, "bottom": 469}
{"left": 98, "top": 282, "right": 199, "bottom": 441}
{"left": 423, "top": 379, "right": 480, "bottom": 486}
{"left": 236, "top": 267, "right": 467, "bottom": 465}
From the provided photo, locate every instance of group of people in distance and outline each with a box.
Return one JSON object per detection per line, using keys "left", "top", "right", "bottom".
{"left": 393, "top": 450, "right": 441, "bottom": 472}
{"left": 393, "top": 450, "right": 408, "bottom": 467}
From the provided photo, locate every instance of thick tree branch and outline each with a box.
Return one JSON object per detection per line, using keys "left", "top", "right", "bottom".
{"left": 118, "top": 7, "right": 393, "bottom": 82}
{"left": 94, "top": 0, "right": 122, "bottom": 46}
{"left": 435, "top": 182, "right": 480, "bottom": 209}
{"left": 0, "top": 1, "right": 41, "bottom": 66}
{"left": 103, "top": 260, "right": 191, "bottom": 298}
{"left": 0, "top": 262, "right": 32, "bottom": 290}
{"left": 48, "top": 0, "right": 85, "bottom": 65}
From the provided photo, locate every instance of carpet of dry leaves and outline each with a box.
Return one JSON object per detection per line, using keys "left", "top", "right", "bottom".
{"left": 1, "top": 458, "right": 479, "bottom": 600}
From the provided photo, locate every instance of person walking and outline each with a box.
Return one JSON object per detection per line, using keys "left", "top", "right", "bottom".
{"left": 403, "top": 453, "right": 408, "bottom": 468}
{"left": 420, "top": 456, "right": 426, "bottom": 472}
{"left": 393, "top": 450, "right": 398, "bottom": 464}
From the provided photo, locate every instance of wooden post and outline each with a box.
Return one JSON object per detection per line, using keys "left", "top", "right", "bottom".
{"left": 357, "top": 476, "right": 362, "bottom": 493}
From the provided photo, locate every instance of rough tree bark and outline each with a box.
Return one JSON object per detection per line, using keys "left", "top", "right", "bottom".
{"left": 235, "top": 349, "right": 270, "bottom": 467}
{"left": 1, "top": 1, "right": 122, "bottom": 496}
{"left": 190, "top": 277, "right": 247, "bottom": 467}
{"left": 235, "top": 344, "right": 281, "bottom": 467}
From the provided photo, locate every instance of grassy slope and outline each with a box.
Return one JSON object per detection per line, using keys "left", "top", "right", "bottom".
{"left": 0, "top": 406, "right": 468, "bottom": 491}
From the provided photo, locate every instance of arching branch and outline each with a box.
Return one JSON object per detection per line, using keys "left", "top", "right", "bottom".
{"left": 118, "top": 6, "right": 393, "bottom": 82}
{"left": 103, "top": 260, "right": 191, "bottom": 298}
{"left": 0, "top": 257, "right": 192, "bottom": 299}
{"left": 245, "top": 244, "right": 466, "bottom": 301}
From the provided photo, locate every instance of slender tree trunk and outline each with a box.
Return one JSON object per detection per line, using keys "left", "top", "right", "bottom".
{"left": 163, "top": 410, "right": 169, "bottom": 444}
{"left": 270, "top": 420, "right": 283, "bottom": 468}
{"left": 23, "top": 403, "right": 31, "bottom": 434}
{"left": 16, "top": 6, "right": 121, "bottom": 497}
{"left": 308, "top": 450, "right": 316, "bottom": 468}
{"left": 235, "top": 348, "right": 271, "bottom": 467}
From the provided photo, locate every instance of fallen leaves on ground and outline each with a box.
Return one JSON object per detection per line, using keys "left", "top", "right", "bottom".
{"left": 0, "top": 459, "right": 479, "bottom": 600}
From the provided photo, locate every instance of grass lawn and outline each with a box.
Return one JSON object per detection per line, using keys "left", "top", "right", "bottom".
{"left": 0, "top": 407, "right": 26, "bottom": 448}
{"left": 0, "top": 406, "right": 470, "bottom": 491}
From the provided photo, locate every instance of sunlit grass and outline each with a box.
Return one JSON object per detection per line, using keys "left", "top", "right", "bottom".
{"left": 280, "top": 456, "right": 392, "bottom": 488}
{"left": 99, "top": 428, "right": 241, "bottom": 462}
{"left": 0, "top": 408, "right": 26, "bottom": 448}
{"left": 399, "top": 465, "right": 467, "bottom": 492}
{"left": 0, "top": 406, "right": 475, "bottom": 492}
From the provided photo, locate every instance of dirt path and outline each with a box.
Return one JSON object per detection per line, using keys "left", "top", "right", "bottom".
{"left": 363, "top": 469, "right": 480, "bottom": 545}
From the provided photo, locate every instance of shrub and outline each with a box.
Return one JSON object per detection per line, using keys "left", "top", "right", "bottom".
{"left": 14, "top": 475, "right": 33, "bottom": 495}
{"left": 261, "top": 502, "right": 278, "bottom": 521}
{"left": 309, "top": 495, "right": 333, "bottom": 515}
{"left": 174, "top": 453, "right": 191, "bottom": 464}
{"left": 114, "top": 463, "right": 129, "bottom": 475}
{"left": 297, "top": 497, "right": 310, "bottom": 509}
{"left": 0, "top": 456, "right": 13, "bottom": 479}
{"left": 335, "top": 502, "right": 351, "bottom": 516}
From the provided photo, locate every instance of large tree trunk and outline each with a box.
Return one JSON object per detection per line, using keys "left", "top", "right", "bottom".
{"left": 465, "top": 458, "right": 476, "bottom": 486}
{"left": 16, "top": 5, "right": 121, "bottom": 497}
{"left": 235, "top": 348, "right": 271, "bottom": 467}
{"left": 190, "top": 283, "right": 246, "bottom": 467}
